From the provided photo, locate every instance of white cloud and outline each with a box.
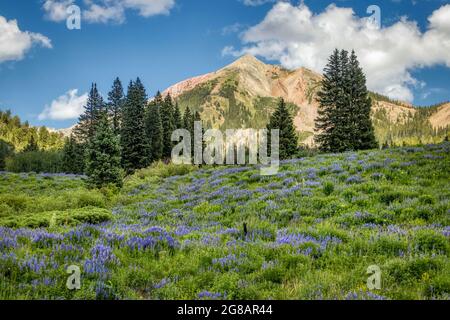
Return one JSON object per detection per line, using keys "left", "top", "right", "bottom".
{"left": 0, "top": 16, "right": 52, "bottom": 63}
{"left": 39, "top": 89, "right": 88, "bottom": 120}
{"left": 43, "top": 0, "right": 75, "bottom": 22}
{"left": 224, "top": 3, "right": 450, "bottom": 102}
{"left": 222, "top": 23, "right": 245, "bottom": 36}
{"left": 43, "top": 0, "right": 175, "bottom": 24}
{"left": 429, "top": 3, "right": 450, "bottom": 33}
{"left": 241, "top": 0, "right": 277, "bottom": 7}
{"left": 83, "top": 3, "right": 125, "bottom": 24}
{"left": 122, "top": 0, "right": 175, "bottom": 17}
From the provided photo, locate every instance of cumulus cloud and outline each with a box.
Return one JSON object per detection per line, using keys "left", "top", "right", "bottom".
{"left": 0, "top": 16, "right": 52, "bottom": 63}
{"left": 43, "top": 0, "right": 175, "bottom": 24}
{"left": 224, "top": 3, "right": 450, "bottom": 102}
{"left": 39, "top": 89, "right": 88, "bottom": 121}
{"left": 43, "top": 0, "right": 75, "bottom": 22}
{"left": 83, "top": 2, "right": 125, "bottom": 24}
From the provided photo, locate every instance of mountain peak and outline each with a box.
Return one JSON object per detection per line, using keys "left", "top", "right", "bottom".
{"left": 235, "top": 54, "right": 262, "bottom": 63}
{"left": 226, "top": 54, "right": 267, "bottom": 69}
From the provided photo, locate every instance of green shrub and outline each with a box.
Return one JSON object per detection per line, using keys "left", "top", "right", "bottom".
{"left": 418, "top": 195, "right": 435, "bottom": 205}
{"left": 386, "top": 258, "right": 442, "bottom": 284}
{"left": 0, "top": 194, "right": 28, "bottom": 212}
{"left": 323, "top": 181, "right": 334, "bottom": 196}
{"left": 133, "top": 162, "right": 195, "bottom": 180}
{"left": 379, "top": 190, "right": 404, "bottom": 205}
{"left": 5, "top": 151, "right": 63, "bottom": 173}
{"left": 0, "top": 206, "right": 112, "bottom": 228}
{"left": 424, "top": 275, "right": 450, "bottom": 298}
{"left": 75, "top": 190, "right": 106, "bottom": 208}
{"left": 413, "top": 231, "right": 449, "bottom": 255}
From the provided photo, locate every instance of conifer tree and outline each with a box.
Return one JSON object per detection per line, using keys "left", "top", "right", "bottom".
{"left": 183, "top": 107, "right": 194, "bottom": 152}
{"left": 74, "top": 83, "right": 105, "bottom": 143}
{"left": 347, "top": 50, "right": 378, "bottom": 150}
{"left": 173, "top": 102, "right": 183, "bottom": 129}
{"left": 160, "top": 93, "right": 174, "bottom": 158}
{"left": 62, "top": 135, "right": 85, "bottom": 174}
{"left": 153, "top": 91, "right": 164, "bottom": 107}
{"left": 315, "top": 49, "right": 342, "bottom": 152}
{"left": 183, "top": 107, "right": 193, "bottom": 132}
{"left": 107, "top": 77, "right": 125, "bottom": 135}
{"left": 86, "top": 113, "right": 123, "bottom": 188}
{"left": 267, "top": 98, "right": 298, "bottom": 160}
{"left": 121, "top": 79, "right": 150, "bottom": 173}
{"left": 315, "top": 49, "right": 378, "bottom": 152}
{"left": 145, "top": 104, "right": 163, "bottom": 162}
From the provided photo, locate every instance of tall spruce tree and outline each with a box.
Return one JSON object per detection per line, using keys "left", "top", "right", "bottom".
{"left": 74, "top": 83, "right": 105, "bottom": 143}
{"left": 145, "top": 104, "right": 163, "bottom": 162}
{"left": 121, "top": 78, "right": 150, "bottom": 173}
{"left": 62, "top": 134, "right": 85, "bottom": 174}
{"left": 183, "top": 107, "right": 194, "bottom": 152}
{"left": 107, "top": 77, "right": 125, "bottom": 135}
{"left": 183, "top": 107, "right": 193, "bottom": 132}
{"left": 173, "top": 102, "right": 183, "bottom": 129}
{"left": 315, "top": 49, "right": 377, "bottom": 152}
{"left": 153, "top": 91, "right": 164, "bottom": 107}
{"left": 315, "top": 49, "right": 342, "bottom": 152}
{"left": 347, "top": 50, "right": 378, "bottom": 150}
{"left": 267, "top": 98, "right": 298, "bottom": 160}
{"left": 86, "top": 113, "right": 123, "bottom": 188}
{"left": 160, "top": 93, "right": 174, "bottom": 158}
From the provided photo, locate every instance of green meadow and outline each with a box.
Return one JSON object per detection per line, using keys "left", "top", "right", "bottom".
{"left": 0, "top": 143, "right": 449, "bottom": 300}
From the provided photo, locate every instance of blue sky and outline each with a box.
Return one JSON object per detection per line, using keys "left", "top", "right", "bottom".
{"left": 0, "top": 0, "right": 449, "bottom": 129}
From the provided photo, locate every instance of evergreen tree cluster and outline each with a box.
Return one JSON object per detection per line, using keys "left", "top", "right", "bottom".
{"left": 315, "top": 49, "right": 378, "bottom": 152}
{"left": 64, "top": 78, "right": 201, "bottom": 187}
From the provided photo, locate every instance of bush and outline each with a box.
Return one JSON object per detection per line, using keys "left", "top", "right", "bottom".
{"left": 0, "top": 206, "right": 112, "bottom": 228}
{"left": 5, "top": 151, "right": 63, "bottom": 173}
{"left": 75, "top": 190, "right": 107, "bottom": 208}
{"left": 413, "top": 230, "right": 449, "bottom": 255}
{"left": 386, "top": 258, "right": 442, "bottom": 284}
{"left": 379, "top": 190, "right": 404, "bottom": 205}
{"left": 323, "top": 181, "right": 334, "bottom": 196}
{"left": 0, "top": 194, "right": 28, "bottom": 211}
{"left": 424, "top": 275, "right": 450, "bottom": 298}
{"left": 133, "top": 161, "right": 195, "bottom": 180}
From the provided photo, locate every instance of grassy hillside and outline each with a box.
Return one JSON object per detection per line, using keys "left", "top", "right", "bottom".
{"left": 0, "top": 144, "right": 449, "bottom": 300}
{"left": 0, "top": 110, "right": 64, "bottom": 152}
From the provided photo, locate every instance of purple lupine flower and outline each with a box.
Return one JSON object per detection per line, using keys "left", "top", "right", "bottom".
{"left": 197, "top": 291, "right": 226, "bottom": 300}
{"left": 346, "top": 175, "right": 363, "bottom": 184}
{"left": 154, "top": 278, "right": 171, "bottom": 289}
{"left": 330, "top": 163, "right": 344, "bottom": 173}
{"left": 20, "top": 255, "right": 47, "bottom": 273}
